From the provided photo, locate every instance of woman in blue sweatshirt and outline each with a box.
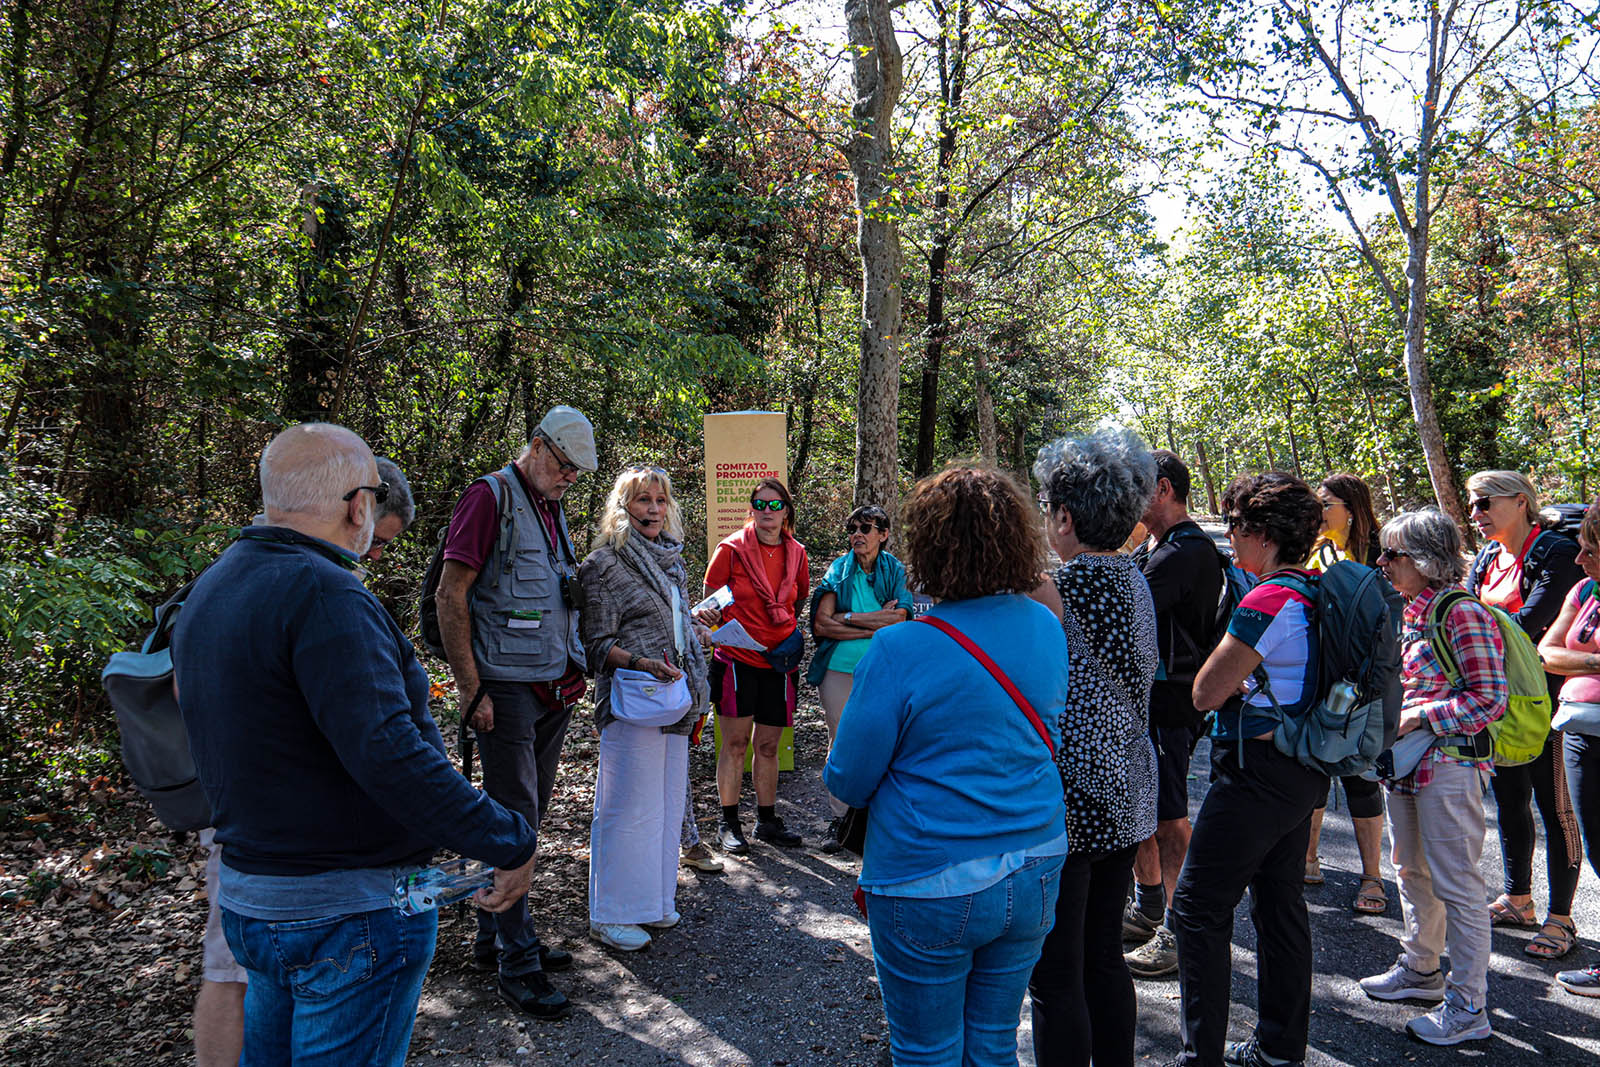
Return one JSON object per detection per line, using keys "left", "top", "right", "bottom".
{"left": 824, "top": 466, "right": 1070, "bottom": 1067}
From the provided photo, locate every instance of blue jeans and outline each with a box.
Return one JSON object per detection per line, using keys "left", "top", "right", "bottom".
{"left": 223, "top": 906, "right": 437, "bottom": 1067}
{"left": 866, "top": 854, "right": 1064, "bottom": 1066}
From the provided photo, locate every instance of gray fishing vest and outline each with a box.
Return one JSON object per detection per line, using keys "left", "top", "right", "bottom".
{"left": 468, "top": 464, "right": 584, "bottom": 682}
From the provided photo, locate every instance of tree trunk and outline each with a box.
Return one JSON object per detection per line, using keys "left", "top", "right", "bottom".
{"left": 1403, "top": 231, "right": 1465, "bottom": 526}
{"left": 1194, "top": 438, "right": 1220, "bottom": 515}
{"left": 975, "top": 344, "right": 997, "bottom": 467}
{"left": 1283, "top": 396, "right": 1302, "bottom": 475}
{"left": 913, "top": 0, "right": 968, "bottom": 479}
{"left": 844, "top": 0, "right": 904, "bottom": 510}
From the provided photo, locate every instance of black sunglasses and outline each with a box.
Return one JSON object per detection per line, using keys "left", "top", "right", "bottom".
{"left": 1224, "top": 514, "right": 1249, "bottom": 532}
{"left": 846, "top": 521, "right": 886, "bottom": 535}
{"left": 751, "top": 498, "right": 787, "bottom": 512}
{"left": 1468, "top": 496, "right": 1505, "bottom": 513}
{"left": 1376, "top": 547, "right": 1411, "bottom": 563}
{"left": 343, "top": 482, "right": 390, "bottom": 504}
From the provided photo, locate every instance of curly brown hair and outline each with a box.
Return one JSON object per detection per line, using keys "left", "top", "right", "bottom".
{"left": 1222, "top": 471, "right": 1323, "bottom": 565}
{"left": 900, "top": 466, "right": 1045, "bottom": 601}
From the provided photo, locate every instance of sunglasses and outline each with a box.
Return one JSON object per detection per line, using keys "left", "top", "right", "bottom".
{"left": 343, "top": 482, "right": 390, "bottom": 504}
{"left": 751, "top": 498, "right": 787, "bottom": 512}
{"left": 1037, "top": 496, "right": 1054, "bottom": 514}
{"left": 846, "top": 521, "right": 886, "bottom": 535}
{"left": 1376, "top": 547, "right": 1411, "bottom": 563}
{"left": 1468, "top": 496, "right": 1504, "bottom": 514}
{"left": 1224, "top": 514, "right": 1249, "bottom": 533}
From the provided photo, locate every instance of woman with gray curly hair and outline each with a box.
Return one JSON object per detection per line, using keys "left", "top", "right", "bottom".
{"left": 1358, "top": 508, "right": 1507, "bottom": 1046}
{"left": 1026, "top": 427, "right": 1159, "bottom": 1067}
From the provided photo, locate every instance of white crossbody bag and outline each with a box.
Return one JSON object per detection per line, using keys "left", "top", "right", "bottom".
{"left": 610, "top": 588, "right": 693, "bottom": 726}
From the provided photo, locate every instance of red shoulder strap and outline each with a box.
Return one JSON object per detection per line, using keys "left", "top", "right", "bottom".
{"left": 916, "top": 615, "right": 1056, "bottom": 757}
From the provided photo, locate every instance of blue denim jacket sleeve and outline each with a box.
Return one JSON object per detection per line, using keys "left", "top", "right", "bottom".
{"left": 293, "top": 586, "right": 537, "bottom": 869}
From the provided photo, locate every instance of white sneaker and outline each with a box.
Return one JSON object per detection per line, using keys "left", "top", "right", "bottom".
{"left": 589, "top": 922, "right": 651, "bottom": 951}
{"left": 643, "top": 910, "right": 681, "bottom": 929}
{"left": 1359, "top": 955, "right": 1446, "bottom": 1003}
{"left": 1405, "top": 990, "right": 1492, "bottom": 1045}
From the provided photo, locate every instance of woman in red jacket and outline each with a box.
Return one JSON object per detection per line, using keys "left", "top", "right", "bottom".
{"left": 701, "top": 478, "right": 810, "bottom": 853}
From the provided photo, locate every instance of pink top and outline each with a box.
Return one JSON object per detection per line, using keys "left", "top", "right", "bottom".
{"left": 1559, "top": 580, "right": 1600, "bottom": 705}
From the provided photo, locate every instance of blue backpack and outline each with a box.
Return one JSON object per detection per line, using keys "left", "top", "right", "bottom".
{"left": 1250, "top": 561, "right": 1403, "bottom": 777}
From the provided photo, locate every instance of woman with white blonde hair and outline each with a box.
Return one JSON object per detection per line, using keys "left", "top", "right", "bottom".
{"left": 1464, "top": 469, "right": 1585, "bottom": 959}
{"left": 577, "top": 465, "right": 711, "bottom": 951}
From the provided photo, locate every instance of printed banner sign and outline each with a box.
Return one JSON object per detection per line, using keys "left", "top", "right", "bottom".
{"left": 704, "top": 411, "right": 788, "bottom": 559}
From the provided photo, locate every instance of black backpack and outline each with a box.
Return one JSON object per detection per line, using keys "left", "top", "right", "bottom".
{"left": 417, "top": 470, "right": 515, "bottom": 660}
{"left": 1539, "top": 503, "right": 1587, "bottom": 542}
{"left": 101, "top": 574, "right": 215, "bottom": 832}
{"left": 1250, "top": 562, "right": 1403, "bottom": 776}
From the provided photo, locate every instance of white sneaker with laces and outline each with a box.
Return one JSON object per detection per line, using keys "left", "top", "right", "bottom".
{"left": 590, "top": 922, "right": 652, "bottom": 951}
{"left": 1405, "top": 990, "right": 1492, "bottom": 1045}
{"left": 1359, "top": 954, "right": 1445, "bottom": 1003}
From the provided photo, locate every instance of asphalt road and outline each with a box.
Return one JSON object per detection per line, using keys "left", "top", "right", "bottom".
{"left": 1109, "top": 736, "right": 1600, "bottom": 1066}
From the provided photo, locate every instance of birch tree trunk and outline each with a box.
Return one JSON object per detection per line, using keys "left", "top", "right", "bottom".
{"left": 844, "top": 0, "right": 904, "bottom": 510}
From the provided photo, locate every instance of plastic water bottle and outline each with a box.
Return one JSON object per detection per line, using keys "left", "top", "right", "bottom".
{"left": 393, "top": 859, "right": 495, "bottom": 916}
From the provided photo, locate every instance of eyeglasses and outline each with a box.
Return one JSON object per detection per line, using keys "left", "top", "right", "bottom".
{"left": 342, "top": 482, "right": 390, "bottom": 504}
{"left": 1037, "top": 496, "right": 1054, "bottom": 514}
{"left": 1468, "top": 496, "right": 1504, "bottom": 513}
{"left": 1376, "top": 547, "right": 1411, "bottom": 563}
{"left": 1224, "top": 515, "right": 1248, "bottom": 533}
{"left": 624, "top": 464, "right": 668, "bottom": 476}
{"left": 751, "top": 498, "right": 787, "bottom": 512}
{"left": 546, "top": 442, "right": 580, "bottom": 475}
{"left": 845, "top": 522, "right": 886, "bottom": 535}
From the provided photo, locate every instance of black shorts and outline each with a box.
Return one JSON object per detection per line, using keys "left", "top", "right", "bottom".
{"left": 1315, "top": 773, "right": 1384, "bottom": 820}
{"left": 712, "top": 657, "right": 794, "bottom": 729}
{"left": 1151, "top": 723, "right": 1200, "bottom": 823}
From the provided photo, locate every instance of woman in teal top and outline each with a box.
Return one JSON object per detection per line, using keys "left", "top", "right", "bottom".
{"left": 808, "top": 504, "right": 911, "bottom": 851}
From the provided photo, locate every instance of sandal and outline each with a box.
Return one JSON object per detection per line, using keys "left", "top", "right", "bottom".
{"left": 1526, "top": 918, "right": 1578, "bottom": 960}
{"left": 1304, "top": 858, "right": 1324, "bottom": 886}
{"left": 1352, "top": 876, "right": 1387, "bottom": 915}
{"left": 1488, "top": 894, "right": 1537, "bottom": 928}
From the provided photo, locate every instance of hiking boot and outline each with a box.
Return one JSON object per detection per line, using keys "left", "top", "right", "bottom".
{"left": 680, "top": 842, "right": 725, "bottom": 872}
{"left": 1359, "top": 954, "right": 1446, "bottom": 1003}
{"left": 498, "top": 971, "right": 572, "bottom": 1019}
{"left": 1125, "top": 923, "right": 1179, "bottom": 979}
{"left": 754, "top": 817, "right": 804, "bottom": 847}
{"left": 589, "top": 922, "right": 652, "bottom": 951}
{"left": 1223, "top": 1037, "right": 1302, "bottom": 1067}
{"left": 474, "top": 942, "right": 570, "bottom": 973}
{"left": 643, "top": 910, "right": 681, "bottom": 930}
{"left": 718, "top": 823, "right": 749, "bottom": 855}
{"left": 1557, "top": 964, "right": 1600, "bottom": 998}
{"left": 1405, "top": 990, "right": 1491, "bottom": 1045}
{"left": 1122, "top": 900, "right": 1160, "bottom": 944}
{"left": 820, "top": 817, "right": 845, "bottom": 854}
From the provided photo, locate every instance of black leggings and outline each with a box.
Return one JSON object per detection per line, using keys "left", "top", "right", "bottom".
{"left": 1491, "top": 730, "right": 1582, "bottom": 912}
{"left": 1029, "top": 843, "right": 1139, "bottom": 1067}
{"left": 1313, "top": 773, "right": 1384, "bottom": 820}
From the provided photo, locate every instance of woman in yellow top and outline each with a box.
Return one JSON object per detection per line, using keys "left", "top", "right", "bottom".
{"left": 1302, "top": 473, "right": 1390, "bottom": 915}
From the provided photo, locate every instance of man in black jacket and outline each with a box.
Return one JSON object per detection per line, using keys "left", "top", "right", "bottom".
{"left": 1125, "top": 451, "right": 1223, "bottom": 979}
{"left": 174, "top": 423, "right": 537, "bottom": 1066}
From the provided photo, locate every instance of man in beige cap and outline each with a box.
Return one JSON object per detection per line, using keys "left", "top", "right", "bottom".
{"left": 437, "top": 406, "right": 598, "bottom": 1018}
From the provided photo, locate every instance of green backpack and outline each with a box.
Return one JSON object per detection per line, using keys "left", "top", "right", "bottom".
{"left": 1426, "top": 589, "right": 1551, "bottom": 766}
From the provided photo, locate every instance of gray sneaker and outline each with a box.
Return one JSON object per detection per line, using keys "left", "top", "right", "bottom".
{"left": 1359, "top": 954, "right": 1446, "bottom": 1003}
{"left": 1125, "top": 923, "right": 1179, "bottom": 979}
{"left": 1122, "top": 900, "right": 1160, "bottom": 944}
{"left": 1405, "top": 990, "right": 1492, "bottom": 1045}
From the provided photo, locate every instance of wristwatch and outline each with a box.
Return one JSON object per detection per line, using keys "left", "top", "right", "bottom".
{"left": 628, "top": 652, "right": 641, "bottom": 670}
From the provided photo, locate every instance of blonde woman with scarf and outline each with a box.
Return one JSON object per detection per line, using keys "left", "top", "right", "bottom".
{"left": 701, "top": 477, "right": 810, "bottom": 853}
{"left": 578, "top": 466, "right": 711, "bottom": 952}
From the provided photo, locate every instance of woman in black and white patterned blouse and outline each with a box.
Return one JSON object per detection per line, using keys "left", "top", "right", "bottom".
{"left": 1027, "top": 427, "right": 1159, "bottom": 1067}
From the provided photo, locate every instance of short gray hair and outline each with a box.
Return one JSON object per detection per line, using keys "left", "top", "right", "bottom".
{"left": 1380, "top": 508, "right": 1465, "bottom": 585}
{"left": 1033, "top": 427, "right": 1157, "bottom": 551}
{"left": 374, "top": 457, "right": 415, "bottom": 528}
{"left": 260, "top": 423, "right": 374, "bottom": 521}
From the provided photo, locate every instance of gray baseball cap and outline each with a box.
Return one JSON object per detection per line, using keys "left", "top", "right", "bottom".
{"left": 536, "top": 406, "right": 598, "bottom": 471}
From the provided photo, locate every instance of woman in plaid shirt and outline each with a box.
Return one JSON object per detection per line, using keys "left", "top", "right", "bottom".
{"left": 1358, "top": 509, "right": 1508, "bottom": 1046}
